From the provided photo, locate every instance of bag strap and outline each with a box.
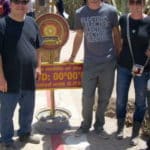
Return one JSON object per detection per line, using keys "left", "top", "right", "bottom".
{"left": 126, "top": 13, "right": 135, "bottom": 64}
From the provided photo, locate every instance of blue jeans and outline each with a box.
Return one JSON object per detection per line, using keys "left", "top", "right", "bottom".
{"left": 146, "top": 72, "right": 150, "bottom": 118}
{"left": 0, "top": 90, "right": 35, "bottom": 144}
{"left": 81, "top": 59, "right": 116, "bottom": 130}
{"left": 116, "top": 66, "right": 147, "bottom": 123}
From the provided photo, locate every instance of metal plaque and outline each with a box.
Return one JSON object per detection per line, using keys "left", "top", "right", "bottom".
{"left": 36, "top": 13, "right": 69, "bottom": 50}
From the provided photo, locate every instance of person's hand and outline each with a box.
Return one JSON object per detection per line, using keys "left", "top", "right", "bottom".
{"left": 64, "top": 56, "right": 75, "bottom": 63}
{"left": 35, "top": 67, "right": 41, "bottom": 81}
{"left": 0, "top": 76, "right": 7, "bottom": 93}
{"left": 145, "top": 49, "right": 150, "bottom": 58}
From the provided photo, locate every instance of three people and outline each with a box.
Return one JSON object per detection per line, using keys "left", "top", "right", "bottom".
{"left": 116, "top": 0, "right": 150, "bottom": 146}
{"left": 0, "top": 0, "right": 149, "bottom": 149}
{"left": 68, "top": 0, "right": 121, "bottom": 137}
{"left": 0, "top": 0, "right": 42, "bottom": 149}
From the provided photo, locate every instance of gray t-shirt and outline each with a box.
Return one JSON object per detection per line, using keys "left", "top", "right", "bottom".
{"left": 75, "top": 3, "right": 118, "bottom": 64}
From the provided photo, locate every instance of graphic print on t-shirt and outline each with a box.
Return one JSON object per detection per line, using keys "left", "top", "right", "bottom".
{"left": 81, "top": 16, "right": 110, "bottom": 43}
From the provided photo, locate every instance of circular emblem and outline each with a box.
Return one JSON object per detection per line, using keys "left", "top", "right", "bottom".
{"left": 36, "top": 13, "right": 69, "bottom": 50}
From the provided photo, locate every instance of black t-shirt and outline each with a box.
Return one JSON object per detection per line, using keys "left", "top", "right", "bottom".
{"left": 118, "top": 14, "right": 150, "bottom": 71}
{"left": 0, "top": 16, "right": 42, "bottom": 92}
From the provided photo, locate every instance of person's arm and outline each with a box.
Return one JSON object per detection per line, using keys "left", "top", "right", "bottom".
{"left": 112, "top": 26, "right": 122, "bottom": 56}
{"left": 0, "top": 54, "right": 7, "bottom": 92}
{"left": 69, "top": 29, "right": 83, "bottom": 62}
{"left": 35, "top": 48, "right": 41, "bottom": 80}
{"left": 145, "top": 41, "right": 150, "bottom": 57}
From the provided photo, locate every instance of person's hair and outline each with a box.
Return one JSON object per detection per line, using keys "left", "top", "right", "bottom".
{"left": 128, "top": 0, "right": 145, "bottom": 5}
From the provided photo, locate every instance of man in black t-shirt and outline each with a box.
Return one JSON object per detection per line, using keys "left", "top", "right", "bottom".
{"left": 0, "top": 0, "right": 42, "bottom": 149}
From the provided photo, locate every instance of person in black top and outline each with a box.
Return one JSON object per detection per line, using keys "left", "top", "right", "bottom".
{"left": 55, "top": 0, "right": 64, "bottom": 17}
{"left": 116, "top": 0, "right": 150, "bottom": 146}
{"left": 0, "top": 0, "right": 42, "bottom": 149}
{"left": 82, "top": 0, "right": 86, "bottom": 5}
{"left": 0, "top": 0, "right": 10, "bottom": 17}
{"left": 55, "top": 0, "right": 69, "bottom": 19}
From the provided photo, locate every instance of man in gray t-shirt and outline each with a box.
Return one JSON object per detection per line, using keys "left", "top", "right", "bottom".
{"left": 68, "top": 0, "right": 121, "bottom": 137}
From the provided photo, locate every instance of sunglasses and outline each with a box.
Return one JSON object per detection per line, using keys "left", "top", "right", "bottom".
{"left": 129, "top": 0, "right": 143, "bottom": 5}
{"left": 12, "top": 0, "right": 29, "bottom": 5}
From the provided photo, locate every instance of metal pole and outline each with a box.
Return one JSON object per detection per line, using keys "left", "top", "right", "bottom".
{"left": 49, "top": 0, "right": 55, "bottom": 13}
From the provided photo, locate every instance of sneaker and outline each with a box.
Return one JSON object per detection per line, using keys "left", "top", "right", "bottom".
{"left": 19, "top": 134, "right": 40, "bottom": 144}
{"left": 74, "top": 127, "right": 89, "bottom": 137}
{"left": 116, "top": 130, "right": 123, "bottom": 140}
{"left": 1, "top": 142, "right": 17, "bottom": 150}
{"left": 94, "top": 129, "right": 110, "bottom": 139}
{"left": 130, "top": 136, "right": 139, "bottom": 146}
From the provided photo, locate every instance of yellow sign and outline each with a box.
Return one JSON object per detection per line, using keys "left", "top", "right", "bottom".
{"left": 36, "top": 63, "right": 83, "bottom": 89}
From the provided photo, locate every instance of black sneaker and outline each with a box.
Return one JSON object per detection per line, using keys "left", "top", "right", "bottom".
{"left": 19, "top": 134, "right": 40, "bottom": 144}
{"left": 94, "top": 128, "right": 110, "bottom": 139}
{"left": 74, "top": 127, "right": 89, "bottom": 137}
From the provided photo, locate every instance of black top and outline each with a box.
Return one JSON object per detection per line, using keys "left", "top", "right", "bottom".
{"left": 56, "top": 0, "right": 64, "bottom": 17}
{"left": 0, "top": 16, "right": 42, "bottom": 92}
{"left": 118, "top": 14, "right": 150, "bottom": 71}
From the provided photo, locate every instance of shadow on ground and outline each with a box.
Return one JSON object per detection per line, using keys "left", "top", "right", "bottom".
{"left": 31, "top": 123, "right": 145, "bottom": 150}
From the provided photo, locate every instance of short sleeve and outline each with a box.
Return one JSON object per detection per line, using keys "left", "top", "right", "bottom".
{"left": 109, "top": 6, "right": 119, "bottom": 27}
{"left": 74, "top": 9, "right": 83, "bottom": 30}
